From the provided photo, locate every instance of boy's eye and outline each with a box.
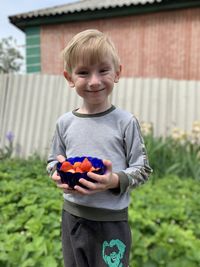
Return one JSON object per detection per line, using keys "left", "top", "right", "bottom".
{"left": 77, "top": 71, "right": 88, "bottom": 75}
{"left": 100, "top": 69, "right": 109, "bottom": 73}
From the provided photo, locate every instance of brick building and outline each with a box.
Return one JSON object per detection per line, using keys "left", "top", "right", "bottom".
{"left": 9, "top": 0, "right": 200, "bottom": 80}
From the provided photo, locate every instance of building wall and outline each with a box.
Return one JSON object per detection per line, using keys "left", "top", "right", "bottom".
{"left": 26, "top": 27, "right": 41, "bottom": 73}
{"left": 40, "top": 8, "right": 200, "bottom": 80}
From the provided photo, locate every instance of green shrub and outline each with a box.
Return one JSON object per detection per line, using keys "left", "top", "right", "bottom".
{"left": 144, "top": 135, "right": 200, "bottom": 180}
{"left": 129, "top": 176, "right": 200, "bottom": 267}
{"left": 0, "top": 158, "right": 63, "bottom": 267}
{"left": 0, "top": 158, "right": 200, "bottom": 267}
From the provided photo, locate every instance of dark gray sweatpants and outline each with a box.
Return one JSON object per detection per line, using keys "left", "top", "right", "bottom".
{"left": 61, "top": 209, "right": 131, "bottom": 267}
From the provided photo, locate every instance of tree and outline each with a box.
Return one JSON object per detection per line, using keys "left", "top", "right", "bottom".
{"left": 0, "top": 36, "right": 24, "bottom": 73}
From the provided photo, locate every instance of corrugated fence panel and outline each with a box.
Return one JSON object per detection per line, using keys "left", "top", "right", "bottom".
{"left": 0, "top": 74, "right": 8, "bottom": 140}
{"left": 0, "top": 74, "right": 82, "bottom": 158}
{"left": 0, "top": 74, "right": 200, "bottom": 158}
{"left": 112, "top": 77, "right": 200, "bottom": 136}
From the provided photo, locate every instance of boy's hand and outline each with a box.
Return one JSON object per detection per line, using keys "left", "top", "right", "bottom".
{"left": 73, "top": 159, "right": 120, "bottom": 195}
{"left": 51, "top": 155, "right": 77, "bottom": 193}
{"left": 52, "top": 156, "right": 119, "bottom": 195}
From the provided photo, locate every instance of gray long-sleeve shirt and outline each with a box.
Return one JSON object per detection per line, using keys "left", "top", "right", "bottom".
{"left": 47, "top": 105, "right": 152, "bottom": 221}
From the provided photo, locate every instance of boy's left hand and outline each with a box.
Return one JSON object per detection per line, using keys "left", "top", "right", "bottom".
{"left": 73, "top": 159, "right": 120, "bottom": 195}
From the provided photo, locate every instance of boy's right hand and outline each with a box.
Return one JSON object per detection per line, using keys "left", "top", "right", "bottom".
{"left": 51, "top": 155, "right": 76, "bottom": 193}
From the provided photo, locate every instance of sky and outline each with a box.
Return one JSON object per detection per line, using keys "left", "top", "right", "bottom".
{"left": 0, "top": 0, "right": 77, "bottom": 48}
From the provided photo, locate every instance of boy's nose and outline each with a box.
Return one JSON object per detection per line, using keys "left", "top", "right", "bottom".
{"left": 89, "top": 73, "right": 101, "bottom": 87}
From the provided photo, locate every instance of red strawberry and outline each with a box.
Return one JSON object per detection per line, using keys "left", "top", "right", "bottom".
{"left": 80, "top": 158, "right": 92, "bottom": 172}
{"left": 89, "top": 166, "right": 96, "bottom": 172}
{"left": 60, "top": 161, "right": 73, "bottom": 172}
{"left": 73, "top": 162, "right": 81, "bottom": 169}
{"left": 91, "top": 167, "right": 100, "bottom": 172}
{"left": 67, "top": 169, "right": 75, "bottom": 173}
{"left": 75, "top": 167, "right": 83, "bottom": 173}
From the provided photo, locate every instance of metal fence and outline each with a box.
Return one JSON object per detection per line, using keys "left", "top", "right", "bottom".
{"left": 0, "top": 73, "right": 200, "bottom": 158}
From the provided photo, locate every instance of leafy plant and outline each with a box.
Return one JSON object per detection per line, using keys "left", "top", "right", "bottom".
{"left": 129, "top": 176, "right": 200, "bottom": 267}
{"left": 0, "top": 158, "right": 63, "bottom": 267}
{"left": 0, "top": 158, "right": 200, "bottom": 267}
{"left": 144, "top": 134, "right": 200, "bottom": 180}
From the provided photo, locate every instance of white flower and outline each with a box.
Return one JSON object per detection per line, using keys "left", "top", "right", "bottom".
{"left": 171, "top": 128, "right": 187, "bottom": 144}
{"left": 140, "top": 122, "right": 153, "bottom": 136}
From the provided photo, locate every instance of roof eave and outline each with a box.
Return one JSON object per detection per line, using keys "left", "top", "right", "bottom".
{"left": 9, "top": 0, "right": 200, "bottom": 32}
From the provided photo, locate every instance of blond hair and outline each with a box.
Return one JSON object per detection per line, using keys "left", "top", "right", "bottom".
{"left": 63, "top": 29, "right": 120, "bottom": 73}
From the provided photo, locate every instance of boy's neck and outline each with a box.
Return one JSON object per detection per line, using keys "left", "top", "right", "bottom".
{"left": 77, "top": 102, "right": 112, "bottom": 115}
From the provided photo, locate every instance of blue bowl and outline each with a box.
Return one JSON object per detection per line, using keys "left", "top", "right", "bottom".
{"left": 57, "top": 156, "right": 106, "bottom": 188}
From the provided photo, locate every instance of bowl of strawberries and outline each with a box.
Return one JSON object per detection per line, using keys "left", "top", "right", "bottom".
{"left": 56, "top": 156, "right": 106, "bottom": 188}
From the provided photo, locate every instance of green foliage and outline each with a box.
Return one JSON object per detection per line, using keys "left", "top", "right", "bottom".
{"left": 144, "top": 135, "right": 200, "bottom": 180}
{"left": 0, "top": 158, "right": 200, "bottom": 266}
{"left": 0, "top": 158, "right": 63, "bottom": 267}
{"left": 129, "top": 176, "right": 200, "bottom": 267}
{"left": 0, "top": 37, "right": 23, "bottom": 73}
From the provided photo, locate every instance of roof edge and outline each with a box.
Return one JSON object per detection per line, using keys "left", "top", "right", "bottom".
{"left": 9, "top": 0, "right": 200, "bottom": 32}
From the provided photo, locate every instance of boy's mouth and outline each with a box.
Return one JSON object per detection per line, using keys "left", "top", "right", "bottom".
{"left": 86, "top": 88, "right": 105, "bottom": 93}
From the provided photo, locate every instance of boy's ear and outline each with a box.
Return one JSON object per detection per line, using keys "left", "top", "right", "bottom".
{"left": 114, "top": 65, "right": 122, "bottom": 83}
{"left": 63, "top": 70, "right": 75, "bottom": 88}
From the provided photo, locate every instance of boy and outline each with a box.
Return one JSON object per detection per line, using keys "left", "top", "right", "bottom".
{"left": 47, "top": 29, "right": 152, "bottom": 267}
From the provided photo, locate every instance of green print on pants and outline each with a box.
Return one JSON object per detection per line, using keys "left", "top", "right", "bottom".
{"left": 102, "top": 239, "right": 126, "bottom": 267}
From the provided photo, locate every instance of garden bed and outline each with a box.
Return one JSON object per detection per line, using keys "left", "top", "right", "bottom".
{"left": 0, "top": 158, "right": 200, "bottom": 266}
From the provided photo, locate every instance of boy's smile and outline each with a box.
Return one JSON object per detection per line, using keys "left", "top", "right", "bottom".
{"left": 64, "top": 58, "right": 121, "bottom": 113}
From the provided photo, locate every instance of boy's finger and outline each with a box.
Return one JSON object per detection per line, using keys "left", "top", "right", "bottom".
{"left": 57, "top": 183, "right": 78, "bottom": 194}
{"left": 74, "top": 184, "right": 91, "bottom": 194}
{"left": 57, "top": 183, "right": 69, "bottom": 189}
{"left": 52, "top": 171, "right": 60, "bottom": 180}
{"left": 52, "top": 175, "right": 60, "bottom": 182}
{"left": 102, "top": 159, "right": 112, "bottom": 173}
{"left": 57, "top": 155, "right": 66, "bottom": 163}
{"left": 87, "top": 171, "right": 101, "bottom": 181}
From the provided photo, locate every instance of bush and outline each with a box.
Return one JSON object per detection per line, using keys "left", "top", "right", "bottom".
{"left": 0, "top": 158, "right": 63, "bottom": 267}
{"left": 144, "top": 135, "right": 200, "bottom": 180}
{"left": 0, "top": 158, "right": 200, "bottom": 266}
{"left": 129, "top": 176, "right": 200, "bottom": 267}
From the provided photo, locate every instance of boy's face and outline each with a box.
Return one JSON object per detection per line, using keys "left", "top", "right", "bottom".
{"left": 64, "top": 57, "right": 121, "bottom": 109}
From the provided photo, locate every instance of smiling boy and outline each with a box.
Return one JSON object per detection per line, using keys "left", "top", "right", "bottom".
{"left": 47, "top": 29, "right": 152, "bottom": 267}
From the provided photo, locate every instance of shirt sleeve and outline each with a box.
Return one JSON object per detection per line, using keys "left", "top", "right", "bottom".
{"left": 117, "top": 116, "right": 153, "bottom": 194}
{"left": 46, "top": 121, "right": 66, "bottom": 175}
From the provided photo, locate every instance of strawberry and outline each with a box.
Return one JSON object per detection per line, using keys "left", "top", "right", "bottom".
{"left": 67, "top": 169, "right": 75, "bottom": 173}
{"left": 73, "top": 162, "right": 81, "bottom": 169}
{"left": 80, "top": 158, "right": 92, "bottom": 172}
{"left": 60, "top": 161, "right": 73, "bottom": 172}
{"left": 75, "top": 167, "right": 84, "bottom": 173}
{"left": 89, "top": 166, "right": 96, "bottom": 172}
{"left": 90, "top": 167, "right": 100, "bottom": 172}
